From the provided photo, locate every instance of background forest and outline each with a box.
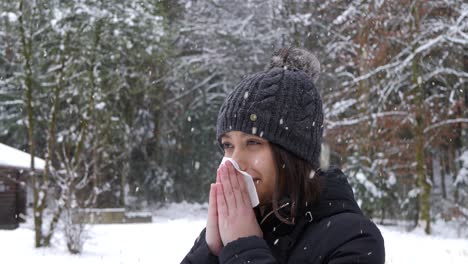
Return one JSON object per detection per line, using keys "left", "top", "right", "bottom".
{"left": 0, "top": 0, "right": 467, "bottom": 246}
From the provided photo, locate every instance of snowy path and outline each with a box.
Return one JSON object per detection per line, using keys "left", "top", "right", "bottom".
{"left": 1, "top": 205, "right": 467, "bottom": 263}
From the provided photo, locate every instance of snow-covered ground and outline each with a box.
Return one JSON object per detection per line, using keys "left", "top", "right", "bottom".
{"left": 1, "top": 202, "right": 467, "bottom": 263}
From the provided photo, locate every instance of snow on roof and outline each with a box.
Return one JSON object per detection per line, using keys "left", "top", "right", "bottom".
{"left": 0, "top": 143, "right": 45, "bottom": 171}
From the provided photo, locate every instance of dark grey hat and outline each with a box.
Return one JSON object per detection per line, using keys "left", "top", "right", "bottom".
{"left": 216, "top": 48, "right": 323, "bottom": 169}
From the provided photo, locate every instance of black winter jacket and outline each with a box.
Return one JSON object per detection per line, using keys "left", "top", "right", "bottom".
{"left": 181, "top": 167, "right": 385, "bottom": 263}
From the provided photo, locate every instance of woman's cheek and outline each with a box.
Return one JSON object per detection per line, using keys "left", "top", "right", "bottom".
{"left": 257, "top": 186, "right": 272, "bottom": 205}
{"left": 255, "top": 185, "right": 265, "bottom": 203}
{"left": 254, "top": 183, "right": 261, "bottom": 196}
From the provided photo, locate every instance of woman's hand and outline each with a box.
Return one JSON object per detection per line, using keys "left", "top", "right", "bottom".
{"left": 205, "top": 171, "right": 223, "bottom": 256}
{"left": 216, "top": 161, "right": 263, "bottom": 246}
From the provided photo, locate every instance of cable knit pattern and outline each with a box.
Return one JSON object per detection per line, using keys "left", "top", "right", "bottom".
{"left": 216, "top": 66, "right": 323, "bottom": 169}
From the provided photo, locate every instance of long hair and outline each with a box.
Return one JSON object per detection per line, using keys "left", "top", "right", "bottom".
{"left": 270, "top": 143, "right": 322, "bottom": 224}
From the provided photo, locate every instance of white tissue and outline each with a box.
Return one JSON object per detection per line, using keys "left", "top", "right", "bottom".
{"left": 220, "top": 157, "right": 260, "bottom": 207}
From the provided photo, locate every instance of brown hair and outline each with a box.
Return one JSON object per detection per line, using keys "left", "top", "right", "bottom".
{"left": 270, "top": 143, "right": 322, "bottom": 224}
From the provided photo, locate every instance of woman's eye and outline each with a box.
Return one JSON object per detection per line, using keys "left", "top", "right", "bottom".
{"left": 221, "top": 143, "right": 232, "bottom": 149}
{"left": 247, "top": 140, "right": 260, "bottom": 145}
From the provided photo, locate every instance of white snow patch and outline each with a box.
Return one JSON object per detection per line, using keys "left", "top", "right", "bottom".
{"left": 455, "top": 150, "right": 468, "bottom": 186}
{"left": 1, "top": 12, "right": 18, "bottom": 22}
{"left": 388, "top": 173, "right": 397, "bottom": 185}
{"left": 333, "top": 6, "right": 356, "bottom": 25}
{"left": 355, "top": 171, "right": 382, "bottom": 198}
{"left": 95, "top": 102, "right": 106, "bottom": 110}
{"left": 328, "top": 99, "right": 357, "bottom": 117}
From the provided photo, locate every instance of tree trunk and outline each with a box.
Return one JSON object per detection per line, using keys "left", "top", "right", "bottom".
{"left": 42, "top": 34, "right": 70, "bottom": 247}
{"left": 86, "top": 21, "right": 101, "bottom": 205}
{"left": 43, "top": 198, "right": 65, "bottom": 246}
{"left": 120, "top": 160, "right": 129, "bottom": 207}
{"left": 415, "top": 117, "right": 431, "bottom": 234}
{"left": 19, "top": 0, "right": 43, "bottom": 247}
{"left": 438, "top": 151, "right": 447, "bottom": 199}
{"left": 411, "top": 1, "right": 431, "bottom": 235}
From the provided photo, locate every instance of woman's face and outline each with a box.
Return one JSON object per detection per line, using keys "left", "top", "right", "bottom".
{"left": 221, "top": 131, "right": 277, "bottom": 205}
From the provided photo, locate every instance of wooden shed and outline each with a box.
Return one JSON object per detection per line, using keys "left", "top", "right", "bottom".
{"left": 0, "top": 143, "right": 45, "bottom": 229}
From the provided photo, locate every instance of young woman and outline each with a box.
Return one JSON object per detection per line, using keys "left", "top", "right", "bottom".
{"left": 181, "top": 48, "right": 385, "bottom": 263}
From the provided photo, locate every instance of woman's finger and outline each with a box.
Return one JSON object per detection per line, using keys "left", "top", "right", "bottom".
{"left": 206, "top": 183, "right": 223, "bottom": 255}
{"left": 236, "top": 167, "right": 251, "bottom": 207}
{"left": 221, "top": 164, "right": 236, "bottom": 210}
{"left": 206, "top": 184, "right": 218, "bottom": 241}
{"left": 216, "top": 183, "right": 228, "bottom": 219}
{"left": 216, "top": 167, "right": 221, "bottom": 183}
{"left": 208, "top": 183, "right": 218, "bottom": 220}
{"left": 227, "top": 161, "right": 245, "bottom": 207}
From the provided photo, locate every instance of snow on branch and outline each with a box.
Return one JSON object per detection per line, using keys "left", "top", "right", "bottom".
{"left": 164, "top": 72, "right": 218, "bottom": 106}
{"left": 343, "top": 6, "right": 467, "bottom": 88}
{"left": 422, "top": 68, "right": 468, "bottom": 81}
{"left": 424, "top": 118, "right": 468, "bottom": 133}
{"left": 326, "top": 111, "right": 409, "bottom": 129}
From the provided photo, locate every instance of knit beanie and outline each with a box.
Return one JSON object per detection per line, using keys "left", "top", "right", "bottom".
{"left": 216, "top": 48, "right": 324, "bottom": 169}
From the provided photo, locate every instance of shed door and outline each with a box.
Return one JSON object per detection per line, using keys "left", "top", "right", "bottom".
{"left": 0, "top": 178, "right": 18, "bottom": 229}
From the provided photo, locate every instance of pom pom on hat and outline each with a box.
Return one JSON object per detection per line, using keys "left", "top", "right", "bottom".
{"left": 269, "top": 47, "right": 321, "bottom": 83}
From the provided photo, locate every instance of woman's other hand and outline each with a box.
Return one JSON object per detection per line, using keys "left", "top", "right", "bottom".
{"left": 217, "top": 161, "right": 263, "bottom": 246}
{"left": 205, "top": 170, "right": 223, "bottom": 256}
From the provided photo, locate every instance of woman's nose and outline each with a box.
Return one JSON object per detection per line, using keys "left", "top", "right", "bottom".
{"left": 231, "top": 149, "right": 247, "bottom": 171}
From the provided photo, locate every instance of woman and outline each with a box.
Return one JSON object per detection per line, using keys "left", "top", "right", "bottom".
{"left": 181, "top": 48, "right": 385, "bottom": 263}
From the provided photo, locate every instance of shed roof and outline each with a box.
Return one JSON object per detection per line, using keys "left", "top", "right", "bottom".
{"left": 0, "top": 143, "right": 45, "bottom": 171}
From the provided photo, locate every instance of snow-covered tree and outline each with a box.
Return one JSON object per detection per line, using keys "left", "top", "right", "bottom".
{"left": 321, "top": 0, "right": 467, "bottom": 233}
{"left": 1, "top": 0, "right": 169, "bottom": 249}
{"left": 158, "top": 0, "right": 287, "bottom": 201}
